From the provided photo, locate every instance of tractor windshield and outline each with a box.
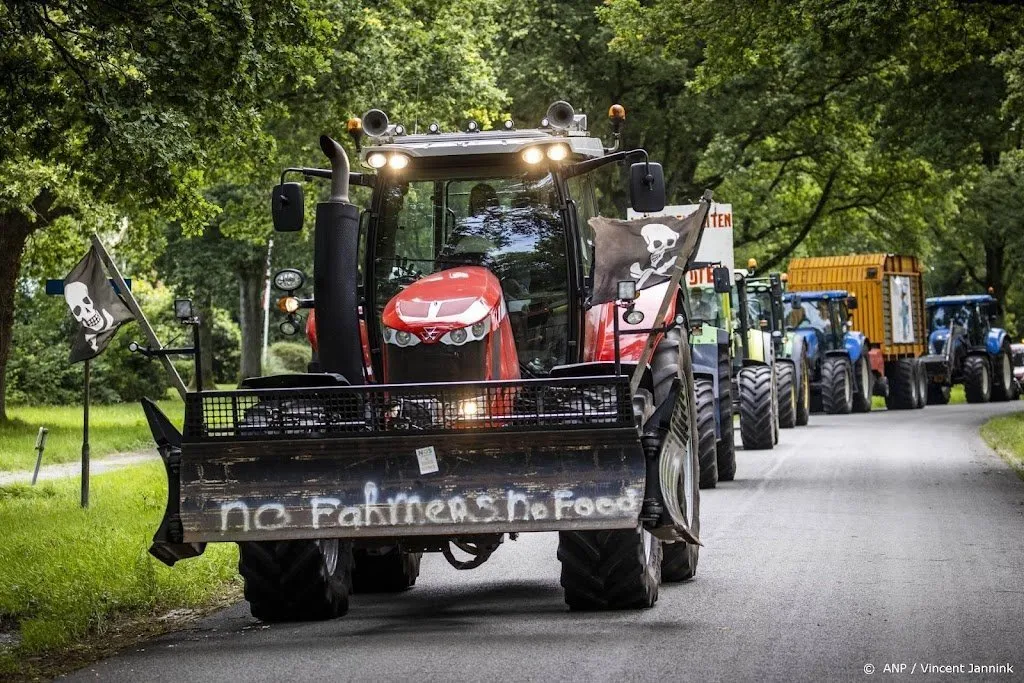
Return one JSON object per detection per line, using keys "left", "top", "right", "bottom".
{"left": 784, "top": 299, "right": 832, "bottom": 332}
{"left": 747, "top": 284, "right": 773, "bottom": 331}
{"left": 928, "top": 304, "right": 970, "bottom": 331}
{"left": 688, "top": 285, "right": 725, "bottom": 328}
{"left": 371, "top": 172, "right": 570, "bottom": 373}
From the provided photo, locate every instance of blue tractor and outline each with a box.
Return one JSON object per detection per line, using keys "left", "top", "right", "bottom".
{"left": 922, "top": 294, "right": 1017, "bottom": 404}
{"left": 782, "top": 290, "right": 871, "bottom": 414}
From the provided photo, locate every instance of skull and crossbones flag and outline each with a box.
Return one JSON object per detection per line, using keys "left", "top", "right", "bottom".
{"left": 63, "top": 247, "right": 134, "bottom": 363}
{"left": 589, "top": 198, "right": 712, "bottom": 304}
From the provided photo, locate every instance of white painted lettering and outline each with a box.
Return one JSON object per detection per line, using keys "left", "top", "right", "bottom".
{"left": 553, "top": 490, "right": 574, "bottom": 520}
{"left": 310, "top": 497, "right": 340, "bottom": 530}
{"left": 254, "top": 503, "right": 290, "bottom": 530}
{"left": 507, "top": 490, "right": 529, "bottom": 521}
{"left": 220, "top": 501, "right": 250, "bottom": 532}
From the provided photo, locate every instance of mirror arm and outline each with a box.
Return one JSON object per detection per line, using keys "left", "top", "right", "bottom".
{"left": 279, "top": 167, "right": 375, "bottom": 188}
{"left": 564, "top": 148, "right": 649, "bottom": 179}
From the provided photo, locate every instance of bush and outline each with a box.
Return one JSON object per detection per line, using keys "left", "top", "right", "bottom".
{"left": 267, "top": 341, "right": 310, "bottom": 375}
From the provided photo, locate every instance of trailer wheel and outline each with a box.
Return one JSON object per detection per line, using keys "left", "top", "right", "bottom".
{"left": 558, "top": 527, "right": 662, "bottom": 610}
{"left": 851, "top": 357, "right": 874, "bottom": 413}
{"left": 795, "top": 357, "right": 811, "bottom": 426}
{"left": 238, "top": 539, "right": 352, "bottom": 622}
{"left": 927, "top": 383, "right": 951, "bottom": 405}
{"left": 739, "top": 365, "right": 775, "bottom": 449}
{"left": 715, "top": 347, "right": 737, "bottom": 480}
{"left": 991, "top": 349, "right": 1014, "bottom": 402}
{"left": 964, "top": 355, "right": 992, "bottom": 403}
{"left": 884, "top": 359, "right": 916, "bottom": 410}
{"left": 352, "top": 547, "right": 421, "bottom": 593}
{"left": 821, "top": 357, "right": 854, "bottom": 414}
{"left": 913, "top": 359, "right": 928, "bottom": 409}
{"left": 694, "top": 379, "right": 719, "bottom": 489}
{"left": 777, "top": 362, "right": 797, "bottom": 428}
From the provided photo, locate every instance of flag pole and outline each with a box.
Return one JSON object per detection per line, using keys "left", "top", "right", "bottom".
{"left": 81, "top": 358, "right": 90, "bottom": 508}
{"left": 89, "top": 234, "right": 187, "bottom": 400}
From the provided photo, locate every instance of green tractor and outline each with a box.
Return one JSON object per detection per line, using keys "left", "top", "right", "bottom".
{"left": 684, "top": 264, "right": 736, "bottom": 488}
{"left": 737, "top": 266, "right": 811, "bottom": 429}
{"left": 729, "top": 263, "right": 780, "bottom": 451}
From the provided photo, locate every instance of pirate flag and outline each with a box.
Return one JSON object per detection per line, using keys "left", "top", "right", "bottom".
{"left": 63, "top": 247, "right": 134, "bottom": 363}
{"left": 589, "top": 197, "right": 712, "bottom": 304}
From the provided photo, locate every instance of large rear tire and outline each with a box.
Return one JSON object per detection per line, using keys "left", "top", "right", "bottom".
{"left": 821, "top": 356, "right": 854, "bottom": 414}
{"left": 964, "top": 355, "right": 992, "bottom": 403}
{"left": 884, "top": 359, "right": 916, "bottom": 410}
{"left": 559, "top": 528, "right": 662, "bottom": 609}
{"left": 851, "top": 356, "right": 873, "bottom": 413}
{"left": 795, "top": 357, "right": 811, "bottom": 426}
{"left": 739, "top": 365, "right": 775, "bottom": 450}
{"left": 715, "top": 347, "right": 737, "bottom": 480}
{"left": 777, "top": 362, "right": 797, "bottom": 428}
{"left": 694, "top": 379, "right": 719, "bottom": 489}
{"left": 352, "top": 547, "right": 422, "bottom": 593}
{"left": 913, "top": 359, "right": 928, "bottom": 409}
{"left": 238, "top": 539, "right": 352, "bottom": 622}
{"left": 991, "top": 349, "right": 1014, "bottom": 402}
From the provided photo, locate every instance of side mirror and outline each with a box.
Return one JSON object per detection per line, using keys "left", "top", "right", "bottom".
{"left": 847, "top": 296, "right": 858, "bottom": 310}
{"left": 772, "top": 330, "right": 782, "bottom": 339}
{"left": 790, "top": 294, "right": 802, "bottom": 307}
{"left": 629, "top": 162, "right": 666, "bottom": 214}
{"left": 712, "top": 266, "right": 731, "bottom": 294}
{"left": 271, "top": 182, "right": 304, "bottom": 232}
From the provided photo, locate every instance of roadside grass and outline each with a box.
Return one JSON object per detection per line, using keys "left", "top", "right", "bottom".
{"left": 980, "top": 413, "right": 1024, "bottom": 480}
{"left": 0, "top": 461, "right": 240, "bottom": 679}
{"left": 871, "top": 384, "right": 966, "bottom": 410}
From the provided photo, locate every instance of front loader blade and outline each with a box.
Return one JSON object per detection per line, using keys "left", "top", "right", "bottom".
{"left": 172, "top": 377, "right": 648, "bottom": 543}
{"left": 141, "top": 398, "right": 207, "bottom": 566}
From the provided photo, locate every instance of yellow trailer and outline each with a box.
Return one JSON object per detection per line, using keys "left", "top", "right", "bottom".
{"left": 786, "top": 254, "right": 930, "bottom": 411}
{"left": 787, "top": 254, "right": 926, "bottom": 358}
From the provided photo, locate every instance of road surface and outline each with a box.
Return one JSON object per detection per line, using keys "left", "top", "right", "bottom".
{"left": 66, "top": 403, "right": 1024, "bottom": 682}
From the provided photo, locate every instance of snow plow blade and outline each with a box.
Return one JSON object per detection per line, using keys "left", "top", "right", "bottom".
{"left": 146, "top": 377, "right": 647, "bottom": 554}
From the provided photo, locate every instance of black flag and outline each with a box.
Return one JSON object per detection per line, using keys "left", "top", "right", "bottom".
{"left": 63, "top": 247, "right": 134, "bottom": 363}
{"left": 589, "top": 199, "right": 712, "bottom": 304}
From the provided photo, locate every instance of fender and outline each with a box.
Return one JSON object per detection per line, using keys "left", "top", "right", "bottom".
{"left": 787, "top": 333, "right": 807, "bottom": 396}
{"left": 987, "top": 328, "right": 1008, "bottom": 357}
{"left": 690, "top": 343, "right": 720, "bottom": 393}
{"left": 843, "top": 330, "right": 866, "bottom": 364}
{"left": 792, "top": 328, "right": 819, "bottom": 366}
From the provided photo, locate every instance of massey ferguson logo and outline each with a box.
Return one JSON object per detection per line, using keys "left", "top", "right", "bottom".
{"left": 422, "top": 327, "right": 440, "bottom": 341}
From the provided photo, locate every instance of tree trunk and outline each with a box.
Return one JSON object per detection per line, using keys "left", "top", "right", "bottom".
{"left": 984, "top": 241, "right": 1006, "bottom": 315}
{"left": 195, "top": 292, "right": 216, "bottom": 390}
{"left": 237, "top": 261, "right": 265, "bottom": 380}
{"left": 0, "top": 218, "right": 31, "bottom": 423}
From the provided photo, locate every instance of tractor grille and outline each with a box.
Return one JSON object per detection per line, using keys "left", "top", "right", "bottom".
{"left": 184, "top": 376, "right": 633, "bottom": 441}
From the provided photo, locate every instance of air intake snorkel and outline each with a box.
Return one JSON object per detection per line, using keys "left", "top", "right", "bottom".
{"left": 313, "top": 135, "right": 363, "bottom": 384}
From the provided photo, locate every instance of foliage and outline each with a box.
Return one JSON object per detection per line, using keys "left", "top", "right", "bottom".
{"left": 0, "top": 462, "right": 240, "bottom": 675}
{"left": 980, "top": 411, "right": 1024, "bottom": 481}
{"left": 267, "top": 341, "right": 312, "bottom": 375}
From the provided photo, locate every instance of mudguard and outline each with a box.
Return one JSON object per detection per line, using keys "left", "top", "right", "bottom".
{"left": 929, "top": 328, "right": 948, "bottom": 354}
{"left": 792, "top": 328, "right": 819, "bottom": 366}
{"left": 843, "top": 330, "right": 866, "bottom": 364}
{"left": 987, "top": 328, "right": 1008, "bottom": 357}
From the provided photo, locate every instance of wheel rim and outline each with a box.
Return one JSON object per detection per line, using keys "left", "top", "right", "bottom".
{"left": 680, "top": 385, "right": 695, "bottom": 526}
{"left": 641, "top": 527, "right": 654, "bottom": 565}
{"left": 982, "top": 363, "right": 990, "bottom": 396}
{"left": 860, "top": 361, "right": 870, "bottom": 397}
{"left": 844, "top": 366, "right": 853, "bottom": 404}
{"left": 1002, "top": 354, "right": 1012, "bottom": 389}
{"left": 802, "top": 364, "right": 810, "bottom": 412}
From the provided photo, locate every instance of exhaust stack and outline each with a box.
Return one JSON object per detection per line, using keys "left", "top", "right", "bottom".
{"left": 313, "top": 135, "right": 363, "bottom": 384}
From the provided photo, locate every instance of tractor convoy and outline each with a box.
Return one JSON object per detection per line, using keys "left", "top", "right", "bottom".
{"left": 133, "top": 102, "right": 1021, "bottom": 624}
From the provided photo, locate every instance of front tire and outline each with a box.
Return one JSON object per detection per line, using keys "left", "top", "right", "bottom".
{"left": 777, "top": 362, "right": 797, "bottom": 428}
{"left": 884, "top": 359, "right": 917, "bottom": 410}
{"left": 927, "top": 383, "right": 951, "bottom": 405}
{"left": 715, "top": 347, "right": 737, "bottom": 481}
{"left": 694, "top": 379, "right": 718, "bottom": 489}
{"left": 991, "top": 349, "right": 1015, "bottom": 402}
{"left": 795, "top": 357, "right": 811, "bottom": 426}
{"left": 851, "top": 356, "right": 874, "bottom": 413}
{"left": 238, "top": 539, "right": 352, "bottom": 622}
{"left": 821, "top": 357, "right": 854, "bottom": 414}
{"left": 964, "top": 355, "right": 992, "bottom": 403}
{"left": 559, "top": 528, "right": 661, "bottom": 610}
{"left": 739, "top": 365, "right": 775, "bottom": 450}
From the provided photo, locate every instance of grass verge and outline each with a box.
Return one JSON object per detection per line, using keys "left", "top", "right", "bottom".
{"left": 0, "top": 400, "right": 185, "bottom": 472}
{"left": 0, "top": 462, "right": 240, "bottom": 680}
{"left": 980, "top": 413, "right": 1024, "bottom": 481}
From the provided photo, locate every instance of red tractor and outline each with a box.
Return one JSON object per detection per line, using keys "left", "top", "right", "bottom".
{"left": 142, "top": 102, "right": 710, "bottom": 619}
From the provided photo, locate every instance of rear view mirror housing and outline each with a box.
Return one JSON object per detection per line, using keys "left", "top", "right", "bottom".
{"left": 271, "top": 182, "right": 304, "bottom": 232}
{"left": 712, "top": 266, "right": 732, "bottom": 294}
{"left": 790, "top": 294, "right": 802, "bottom": 308}
{"left": 847, "top": 295, "right": 858, "bottom": 310}
{"left": 629, "top": 162, "right": 666, "bottom": 214}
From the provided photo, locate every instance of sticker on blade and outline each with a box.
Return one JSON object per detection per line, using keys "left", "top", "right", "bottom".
{"left": 416, "top": 445, "right": 439, "bottom": 474}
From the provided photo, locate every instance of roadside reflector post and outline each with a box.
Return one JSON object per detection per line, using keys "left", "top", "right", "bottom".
{"left": 31, "top": 427, "right": 49, "bottom": 486}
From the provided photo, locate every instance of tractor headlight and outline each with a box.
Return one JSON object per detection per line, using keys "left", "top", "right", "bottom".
{"left": 522, "top": 147, "right": 544, "bottom": 165}
{"left": 367, "top": 152, "right": 388, "bottom": 169}
{"left": 387, "top": 153, "right": 409, "bottom": 170}
{"left": 440, "top": 318, "right": 491, "bottom": 345}
{"left": 471, "top": 320, "right": 487, "bottom": 338}
{"left": 458, "top": 398, "right": 481, "bottom": 418}
{"left": 546, "top": 144, "right": 569, "bottom": 161}
{"left": 385, "top": 327, "right": 420, "bottom": 347}
{"left": 449, "top": 328, "right": 468, "bottom": 345}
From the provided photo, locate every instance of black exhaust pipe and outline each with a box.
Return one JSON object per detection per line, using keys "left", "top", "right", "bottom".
{"left": 314, "top": 135, "right": 364, "bottom": 385}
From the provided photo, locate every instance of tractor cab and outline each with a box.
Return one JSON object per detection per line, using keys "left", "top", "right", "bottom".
{"left": 783, "top": 290, "right": 855, "bottom": 354}
{"left": 926, "top": 294, "right": 998, "bottom": 353}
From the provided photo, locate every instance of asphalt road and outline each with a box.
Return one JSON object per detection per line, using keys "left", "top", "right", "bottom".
{"left": 66, "top": 402, "right": 1024, "bottom": 682}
